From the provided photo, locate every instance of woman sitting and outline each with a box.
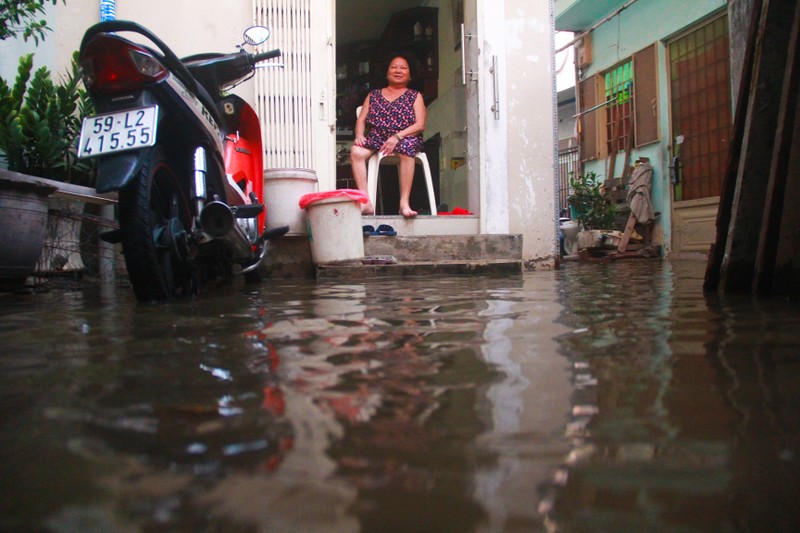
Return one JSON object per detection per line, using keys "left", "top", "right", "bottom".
{"left": 350, "top": 53, "right": 426, "bottom": 218}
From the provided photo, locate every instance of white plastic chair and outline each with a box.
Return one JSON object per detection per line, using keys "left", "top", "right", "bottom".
{"left": 356, "top": 106, "right": 438, "bottom": 216}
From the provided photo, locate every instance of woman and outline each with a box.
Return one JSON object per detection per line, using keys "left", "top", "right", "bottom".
{"left": 350, "top": 54, "right": 427, "bottom": 217}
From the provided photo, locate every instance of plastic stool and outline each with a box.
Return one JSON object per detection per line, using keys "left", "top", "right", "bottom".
{"left": 367, "top": 151, "right": 437, "bottom": 216}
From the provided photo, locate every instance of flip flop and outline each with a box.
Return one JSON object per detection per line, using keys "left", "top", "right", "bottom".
{"left": 363, "top": 224, "right": 376, "bottom": 236}
{"left": 376, "top": 224, "right": 397, "bottom": 236}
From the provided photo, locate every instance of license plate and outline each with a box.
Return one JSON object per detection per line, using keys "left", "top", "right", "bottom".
{"left": 78, "top": 106, "right": 158, "bottom": 158}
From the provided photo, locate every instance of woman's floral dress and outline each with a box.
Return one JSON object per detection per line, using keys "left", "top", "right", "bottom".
{"left": 362, "top": 88, "right": 424, "bottom": 157}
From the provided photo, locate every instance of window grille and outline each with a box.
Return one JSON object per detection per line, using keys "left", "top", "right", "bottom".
{"left": 668, "top": 15, "right": 731, "bottom": 201}
{"left": 253, "top": 0, "right": 314, "bottom": 169}
{"left": 604, "top": 61, "right": 633, "bottom": 155}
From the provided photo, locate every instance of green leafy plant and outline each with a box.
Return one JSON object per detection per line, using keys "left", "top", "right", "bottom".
{"left": 567, "top": 171, "right": 617, "bottom": 230}
{"left": 0, "top": 52, "right": 95, "bottom": 185}
{"left": 0, "top": 0, "right": 64, "bottom": 44}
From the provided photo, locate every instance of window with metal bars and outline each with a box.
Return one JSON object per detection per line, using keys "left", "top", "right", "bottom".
{"left": 604, "top": 61, "right": 633, "bottom": 156}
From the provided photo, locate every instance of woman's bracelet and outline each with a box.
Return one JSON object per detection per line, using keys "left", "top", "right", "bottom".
{"left": 394, "top": 133, "right": 403, "bottom": 141}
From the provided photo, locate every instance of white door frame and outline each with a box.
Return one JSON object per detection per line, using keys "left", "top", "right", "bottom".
{"left": 314, "top": 0, "right": 337, "bottom": 191}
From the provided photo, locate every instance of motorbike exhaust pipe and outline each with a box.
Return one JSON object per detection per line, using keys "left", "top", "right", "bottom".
{"left": 199, "top": 201, "right": 253, "bottom": 261}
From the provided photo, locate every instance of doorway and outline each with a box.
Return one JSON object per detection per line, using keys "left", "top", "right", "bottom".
{"left": 334, "top": 0, "right": 475, "bottom": 215}
{"left": 668, "top": 13, "right": 731, "bottom": 253}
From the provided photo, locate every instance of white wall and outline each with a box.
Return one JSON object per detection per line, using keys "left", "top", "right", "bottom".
{"left": 1, "top": 1, "right": 255, "bottom": 104}
{"left": 0, "top": 2, "right": 93, "bottom": 83}
{"left": 488, "top": 0, "right": 557, "bottom": 264}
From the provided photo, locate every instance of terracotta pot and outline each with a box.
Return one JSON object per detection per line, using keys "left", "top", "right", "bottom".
{"left": 0, "top": 176, "right": 57, "bottom": 289}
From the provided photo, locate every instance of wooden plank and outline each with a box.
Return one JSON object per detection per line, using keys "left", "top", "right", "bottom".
{"left": 617, "top": 213, "right": 637, "bottom": 253}
{"left": 0, "top": 168, "right": 117, "bottom": 206}
{"left": 753, "top": 1, "right": 800, "bottom": 294}
{"left": 704, "top": 0, "right": 762, "bottom": 291}
{"left": 717, "top": 0, "right": 798, "bottom": 293}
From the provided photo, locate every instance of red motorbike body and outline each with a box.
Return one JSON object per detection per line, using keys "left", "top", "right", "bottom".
{"left": 222, "top": 96, "right": 266, "bottom": 238}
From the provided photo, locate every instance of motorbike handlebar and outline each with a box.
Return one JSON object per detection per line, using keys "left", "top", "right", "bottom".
{"left": 251, "top": 49, "right": 282, "bottom": 65}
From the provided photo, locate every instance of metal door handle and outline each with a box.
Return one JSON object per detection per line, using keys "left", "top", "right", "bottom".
{"left": 460, "top": 23, "right": 475, "bottom": 85}
{"left": 490, "top": 55, "right": 499, "bottom": 119}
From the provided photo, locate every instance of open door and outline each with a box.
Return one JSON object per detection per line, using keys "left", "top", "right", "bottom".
{"left": 253, "top": 0, "right": 484, "bottom": 223}
{"left": 461, "top": 0, "right": 480, "bottom": 215}
{"left": 332, "top": 0, "right": 479, "bottom": 220}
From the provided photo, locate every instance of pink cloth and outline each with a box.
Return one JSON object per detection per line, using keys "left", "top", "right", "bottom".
{"left": 437, "top": 207, "right": 473, "bottom": 215}
{"left": 299, "top": 189, "right": 368, "bottom": 209}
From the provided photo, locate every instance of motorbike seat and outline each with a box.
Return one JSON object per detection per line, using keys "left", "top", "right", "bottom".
{"left": 193, "top": 79, "right": 223, "bottom": 126}
{"left": 183, "top": 56, "right": 227, "bottom": 126}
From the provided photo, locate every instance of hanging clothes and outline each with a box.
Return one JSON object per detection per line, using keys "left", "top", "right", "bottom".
{"left": 626, "top": 161, "right": 655, "bottom": 224}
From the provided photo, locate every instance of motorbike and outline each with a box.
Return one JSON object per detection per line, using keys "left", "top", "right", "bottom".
{"left": 77, "top": 20, "right": 287, "bottom": 302}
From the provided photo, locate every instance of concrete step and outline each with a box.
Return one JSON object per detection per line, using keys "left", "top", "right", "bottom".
{"left": 363, "top": 233, "right": 522, "bottom": 263}
{"left": 316, "top": 258, "right": 522, "bottom": 280}
{"left": 261, "top": 210, "right": 521, "bottom": 279}
{"left": 318, "top": 233, "right": 523, "bottom": 280}
{"left": 361, "top": 214, "right": 479, "bottom": 236}
{"left": 261, "top": 233, "right": 523, "bottom": 280}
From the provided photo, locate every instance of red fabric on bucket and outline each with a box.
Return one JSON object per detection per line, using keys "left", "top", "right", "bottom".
{"left": 299, "top": 189, "right": 368, "bottom": 209}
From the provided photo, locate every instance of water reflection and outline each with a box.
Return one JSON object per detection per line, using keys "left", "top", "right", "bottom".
{"left": 1, "top": 261, "right": 799, "bottom": 532}
{"left": 548, "top": 261, "right": 800, "bottom": 533}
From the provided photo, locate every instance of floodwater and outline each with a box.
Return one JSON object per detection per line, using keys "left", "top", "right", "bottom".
{"left": 1, "top": 260, "right": 799, "bottom": 532}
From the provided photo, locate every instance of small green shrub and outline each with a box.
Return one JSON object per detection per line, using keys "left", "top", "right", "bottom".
{"left": 567, "top": 171, "right": 617, "bottom": 230}
{"left": 0, "top": 52, "right": 95, "bottom": 185}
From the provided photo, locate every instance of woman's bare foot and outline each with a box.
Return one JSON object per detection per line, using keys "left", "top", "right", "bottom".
{"left": 361, "top": 201, "right": 375, "bottom": 215}
{"left": 400, "top": 205, "right": 417, "bottom": 218}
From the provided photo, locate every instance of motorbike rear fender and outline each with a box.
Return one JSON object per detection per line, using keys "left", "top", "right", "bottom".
{"left": 94, "top": 153, "right": 144, "bottom": 193}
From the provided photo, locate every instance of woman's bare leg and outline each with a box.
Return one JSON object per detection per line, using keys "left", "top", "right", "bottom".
{"left": 350, "top": 145, "right": 375, "bottom": 215}
{"left": 397, "top": 154, "right": 417, "bottom": 218}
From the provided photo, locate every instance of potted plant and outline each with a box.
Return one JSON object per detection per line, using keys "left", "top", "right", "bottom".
{"left": 0, "top": 52, "right": 94, "bottom": 186}
{"left": 567, "top": 171, "right": 620, "bottom": 250}
{"left": 0, "top": 51, "right": 96, "bottom": 286}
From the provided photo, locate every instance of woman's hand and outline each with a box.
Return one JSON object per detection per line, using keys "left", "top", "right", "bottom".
{"left": 354, "top": 134, "right": 367, "bottom": 147}
{"left": 380, "top": 134, "right": 400, "bottom": 155}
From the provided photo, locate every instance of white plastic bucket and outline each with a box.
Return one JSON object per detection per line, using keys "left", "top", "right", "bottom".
{"left": 304, "top": 197, "right": 364, "bottom": 264}
{"left": 263, "top": 168, "right": 318, "bottom": 236}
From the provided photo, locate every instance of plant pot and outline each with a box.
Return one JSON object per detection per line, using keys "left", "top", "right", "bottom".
{"left": 0, "top": 175, "right": 57, "bottom": 290}
{"left": 38, "top": 197, "right": 87, "bottom": 273}
{"left": 577, "top": 229, "right": 624, "bottom": 251}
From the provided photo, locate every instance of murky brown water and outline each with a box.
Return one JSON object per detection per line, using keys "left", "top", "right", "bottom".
{"left": 1, "top": 260, "right": 798, "bottom": 532}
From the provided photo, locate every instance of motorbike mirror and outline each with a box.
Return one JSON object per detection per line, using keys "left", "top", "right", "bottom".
{"left": 243, "top": 26, "right": 271, "bottom": 46}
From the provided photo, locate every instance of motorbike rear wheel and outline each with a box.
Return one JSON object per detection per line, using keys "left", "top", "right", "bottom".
{"left": 119, "top": 148, "right": 196, "bottom": 302}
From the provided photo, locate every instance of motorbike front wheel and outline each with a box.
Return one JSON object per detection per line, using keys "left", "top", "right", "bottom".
{"left": 119, "top": 148, "right": 196, "bottom": 302}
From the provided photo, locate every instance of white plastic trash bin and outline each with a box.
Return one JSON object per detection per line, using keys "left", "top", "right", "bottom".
{"left": 300, "top": 190, "right": 367, "bottom": 265}
{"left": 263, "top": 168, "right": 318, "bottom": 236}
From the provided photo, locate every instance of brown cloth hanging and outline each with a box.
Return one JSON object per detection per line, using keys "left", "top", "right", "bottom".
{"left": 626, "top": 161, "right": 654, "bottom": 225}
